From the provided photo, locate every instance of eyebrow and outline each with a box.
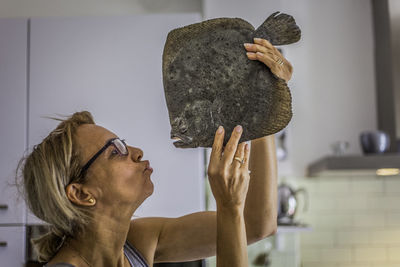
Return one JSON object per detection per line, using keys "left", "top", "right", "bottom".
{"left": 105, "top": 144, "right": 117, "bottom": 158}
{"left": 102, "top": 137, "right": 118, "bottom": 154}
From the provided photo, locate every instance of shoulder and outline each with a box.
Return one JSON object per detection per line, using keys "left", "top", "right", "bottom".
{"left": 127, "top": 216, "right": 169, "bottom": 266}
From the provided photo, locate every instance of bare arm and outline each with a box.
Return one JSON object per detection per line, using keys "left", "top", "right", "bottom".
{"left": 217, "top": 208, "right": 248, "bottom": 267}
{"left": 244, "top": 135, "right": 278, "bottom": 242}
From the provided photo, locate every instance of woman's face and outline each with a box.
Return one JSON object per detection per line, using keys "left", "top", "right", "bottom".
{"left": 75, "top": 124, "right": 154, "bottom": 210}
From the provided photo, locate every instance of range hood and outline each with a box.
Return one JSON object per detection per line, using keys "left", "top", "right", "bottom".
{"left": 307, "top": 154, "right": 400, "bottom": 177}
{"left": 308, "top": 0, "right": 400, "bottom": 177}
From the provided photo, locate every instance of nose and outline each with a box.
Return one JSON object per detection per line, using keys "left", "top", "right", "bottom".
{"left": 129, "top": 146, "right": 143, "bottom": 162}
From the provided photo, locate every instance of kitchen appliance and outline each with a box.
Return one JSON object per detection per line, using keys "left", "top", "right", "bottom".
{"left": 277, "top": 183, "right": 308, "bottom": 225}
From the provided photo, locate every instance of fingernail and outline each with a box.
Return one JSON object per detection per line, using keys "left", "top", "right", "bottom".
{"left": 244, "top": 43, "right": 252, "bottom": 48}
{"left": 254, "top": 37, "right": 262, "bottom": 42}
{"left": 217, "top": 126, "right": 223, "bottom": 134}
{"left": 235, "top": 125, "right": 242, "bottom": 132}
{"left": 245, "top": 143, "right": 249, "bottom": 151}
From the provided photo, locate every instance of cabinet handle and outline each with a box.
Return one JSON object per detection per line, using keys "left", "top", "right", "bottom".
{"left": 0, "top": 205, "right": 8, "bottom": 210}
{"left": 0, "top": 242, "right": 7, "bottom": 247}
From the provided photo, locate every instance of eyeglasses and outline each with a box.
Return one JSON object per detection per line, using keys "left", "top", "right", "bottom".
{"left": 79, "top": 138, "right": 128, "bottom": 177}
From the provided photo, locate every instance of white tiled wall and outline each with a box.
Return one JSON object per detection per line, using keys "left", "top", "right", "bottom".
{"left": 284, "top": 175, "right": 400, "bottom": 267}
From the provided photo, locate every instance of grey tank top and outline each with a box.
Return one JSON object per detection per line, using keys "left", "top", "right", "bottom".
{"left": 44, "top": 241, "right": 149, "bottom": 267}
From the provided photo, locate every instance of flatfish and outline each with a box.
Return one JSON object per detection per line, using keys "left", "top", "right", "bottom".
{"left": 162, "top": 12, "right": 301, "bottom": 148}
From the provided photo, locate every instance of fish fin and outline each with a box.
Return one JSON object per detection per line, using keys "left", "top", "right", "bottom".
{"left": 252, "top": 12, "right": 301, "bottom": 45}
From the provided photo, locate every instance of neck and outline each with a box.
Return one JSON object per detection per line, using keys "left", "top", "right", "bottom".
{"left": 67, "top": 205, "right": 135, "bottom": 267}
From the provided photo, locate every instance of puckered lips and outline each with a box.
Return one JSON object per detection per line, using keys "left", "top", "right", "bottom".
{"left": 143, "top": 161, "right": 153, "bottom": 173}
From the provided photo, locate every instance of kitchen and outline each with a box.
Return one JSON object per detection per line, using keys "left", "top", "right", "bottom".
{"left": 1, "top": 0, "right": 400, "bottom": 266}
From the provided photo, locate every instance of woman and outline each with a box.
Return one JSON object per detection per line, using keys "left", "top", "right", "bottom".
{"left": 17, "top": 37, "right": 292, "bottom": 266}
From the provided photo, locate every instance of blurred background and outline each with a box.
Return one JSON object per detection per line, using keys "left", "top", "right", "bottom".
{"left": 1, "top": 0, "right": 400, "bottom": 266}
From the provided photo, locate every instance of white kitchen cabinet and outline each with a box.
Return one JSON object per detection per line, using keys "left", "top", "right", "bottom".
{"left": 0, "top": 226, "right": 26, "bottom": 267}
{"left": 27, "top": 14, "right": 204, "bottom": 223}
{"left": 0, "top": 18, "right": 27, "bottom": 224}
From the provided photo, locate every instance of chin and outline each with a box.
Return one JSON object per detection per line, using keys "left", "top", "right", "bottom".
{"left": 147, "top": 182, "right": 154, "bottom": 196}
{"left": 143, "top": 180, "right": 154, "bottom": 198}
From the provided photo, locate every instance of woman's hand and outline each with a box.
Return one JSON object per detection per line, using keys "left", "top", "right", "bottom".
{"left": 207, "top": 125, "right": 251, "bottom": 211}
{"left": 208, "top": 125, "right": 250, "bottom": 267}
{"left": 244, "top": 37, "right": 293, "bottom": 82}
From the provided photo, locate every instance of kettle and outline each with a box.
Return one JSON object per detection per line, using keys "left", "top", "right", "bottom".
{"left": 277, "top": 182, "right": 308, "bottom": 225}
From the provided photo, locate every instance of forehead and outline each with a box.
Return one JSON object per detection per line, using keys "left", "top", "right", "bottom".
{"left": 75, "top": 124, "right": 117, "bottom": 159}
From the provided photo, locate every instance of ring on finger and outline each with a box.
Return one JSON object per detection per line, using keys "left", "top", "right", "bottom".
{"left": 234, "top": 156, "right": 244, "bottom": 164}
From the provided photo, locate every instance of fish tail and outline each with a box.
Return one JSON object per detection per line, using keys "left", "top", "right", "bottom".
{"left": 252, "top": 12, "right": 301, "bottom": 45}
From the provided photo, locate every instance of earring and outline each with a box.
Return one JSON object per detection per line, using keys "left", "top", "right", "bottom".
{"left": 88, "top": 198, "right": 95, "bottom": 204}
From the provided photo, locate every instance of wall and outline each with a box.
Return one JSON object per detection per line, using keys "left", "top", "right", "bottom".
{"left": 288, "top": 175, "right": 400, "bottom": 267}
{"left": 27, "top": 14, "right": 204, "bottom": 220}
{"left": 0, "top": 0, "right": 202, "bottom": 17}
{"left": 389, "top": 0, "right": 400, "bottom": 138}
{"left": 204, "top": 0, "right": 377, "bottom": 176}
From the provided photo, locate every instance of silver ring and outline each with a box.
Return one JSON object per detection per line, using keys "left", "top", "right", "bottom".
{"left": 234, "top": 157, "right": 244, "bottom": 164}
{"left": 276, "top": 58, "right": 284, "bottom": 66}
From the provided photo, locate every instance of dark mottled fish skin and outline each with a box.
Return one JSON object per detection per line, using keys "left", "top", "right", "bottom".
{"left": 162, "top": 12, "right": 301, "bottom": 148}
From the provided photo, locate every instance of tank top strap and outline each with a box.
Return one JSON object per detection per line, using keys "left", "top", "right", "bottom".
{"left": 124, "top": 240, "right": 149, "bottom": 267}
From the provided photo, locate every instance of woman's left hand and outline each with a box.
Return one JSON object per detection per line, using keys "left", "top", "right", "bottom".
{"left": 244, "top": 38, "right": 293, "bottom": 82}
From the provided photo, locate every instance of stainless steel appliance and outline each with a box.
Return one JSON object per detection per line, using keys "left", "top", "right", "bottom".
{"left": 277, "top": 183, "right": 308, "bottom": 225}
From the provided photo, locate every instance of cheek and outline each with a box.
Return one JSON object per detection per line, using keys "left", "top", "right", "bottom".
{"left": 93, "top": 166, "right": 131, "bottom": 189}
{"left": 98, "top": 163, "right": 152, "bottom": 200}
{"left": 118, "top": 167, "right": 154, "bottom": 202}
{"left": 113, "top": 164, "right": 147, "bottom": 190}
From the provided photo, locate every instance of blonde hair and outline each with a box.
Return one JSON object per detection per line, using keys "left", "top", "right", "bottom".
{"left": 16, "top": 111, "right": 95, "bottom": 262}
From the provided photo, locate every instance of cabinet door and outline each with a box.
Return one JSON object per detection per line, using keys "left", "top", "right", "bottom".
{"left": 0, "top": 18, "right": 27, "bottom": 224}
{"left": 0, "top": 226, "right": 25, "bottom": 267}
{"left": 28, "top": 14, "right": 204, "bottom": 223}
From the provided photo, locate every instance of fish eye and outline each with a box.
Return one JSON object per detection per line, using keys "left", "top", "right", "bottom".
{"left": 179, "top": 124, "right": 188, "bottom": 133}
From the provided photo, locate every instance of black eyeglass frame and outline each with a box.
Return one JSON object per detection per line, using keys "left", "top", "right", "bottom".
{"left": 79, "top": 137, "right": 128, "bottom": 178}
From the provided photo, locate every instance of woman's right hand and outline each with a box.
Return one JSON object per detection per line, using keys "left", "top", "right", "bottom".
{"left": 207, "top": 125, "right": 251, "bottom": 211}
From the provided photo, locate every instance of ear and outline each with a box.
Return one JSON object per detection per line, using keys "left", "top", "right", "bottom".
{"left": 65, "top": 183, "right": 96, "bottom": 206}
